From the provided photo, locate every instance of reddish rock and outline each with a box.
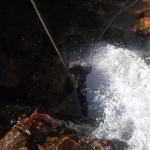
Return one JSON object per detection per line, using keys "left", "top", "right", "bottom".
{"left": 0, "top": 112, "right": 128, "bottom": 150}
{"left": 0, "top": 112, "right": 58, "bottom": 150}
{"left": 38, "top": 134, "right": 128, "bottom": 150}
{"left": 136, "top": 9, "right": 150, "bottom": 35}
{"left": 16, "top": 112, "right": 58, "bottom": 139}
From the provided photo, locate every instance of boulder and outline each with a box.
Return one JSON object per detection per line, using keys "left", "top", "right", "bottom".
{"left": 38, "top": 135, "right": 128, "bottom": 150}
{"left": 0, "top": 112, "right": 128, "bottom": 150}
{"left": 0, "top": 112, "right": 58, "bottom": 150}
{"left": 136, "top": 9, "right": 150, "bottom": 35}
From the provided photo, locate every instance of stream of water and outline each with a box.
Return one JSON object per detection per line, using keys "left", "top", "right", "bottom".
{"left": 88, "top": 45, "right": 150, "bottom": 150}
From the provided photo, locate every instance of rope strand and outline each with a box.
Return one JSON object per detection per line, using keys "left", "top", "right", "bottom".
{"left": 98, "top": 0, "right": 130, "bottom": 30}
{"left": 96, "top": 0, "right": 139, "bottom": 44}
{"left": 30, "top": 0, "right": 68, "bottom": 72}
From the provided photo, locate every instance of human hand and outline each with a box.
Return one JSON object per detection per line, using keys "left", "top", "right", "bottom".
{"left": 73, "top": 83, "right": 78, "bottom": 89}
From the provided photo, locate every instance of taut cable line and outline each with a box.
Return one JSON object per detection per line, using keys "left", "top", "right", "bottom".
{"left": 96, "top": 0, "right": 139, "bottom": 44}
{"left": 30, "top": 0, "right": 68, "bottom": 72}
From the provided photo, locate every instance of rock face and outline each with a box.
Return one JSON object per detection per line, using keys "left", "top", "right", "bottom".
{"left": 0, "top": 112, "right": 58, "bottom": 150}
{"left": 38, "top": 136, "right": 127, "bottom": 150}
{"left": 0, "top": 112, "right": 128, "bottom": 150}
{"left": 136, "top": 9, "right": 150, "bottom": 35}
{"left": 0, "top": 0, "right": 66, "bottom": 105}
{"left": 0, "top": 0, "right": 128, "bottom": 106}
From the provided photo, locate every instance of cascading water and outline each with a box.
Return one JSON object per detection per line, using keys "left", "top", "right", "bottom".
{"left": 89, "top": 45, "right": 150, "bottom": 150}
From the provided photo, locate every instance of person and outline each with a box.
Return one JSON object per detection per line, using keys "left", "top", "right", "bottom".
{"left": 58, "top": 61, "right": 92, "bottom": 117}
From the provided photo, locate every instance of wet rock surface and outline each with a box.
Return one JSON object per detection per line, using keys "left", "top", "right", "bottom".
{"left": 136, "top": 9, "right": 150, "bottom": 35}
{"left": 0, "top": 112, "right": 128, "bottom": 150}
{"left": 0, "top": 0, "right": 149, "bottom": 107}
{"left": 0, "top": 0, "right": 130, "bottom": 106}
{"left": 0, "top": 0, "right": 150, "bottom": 149}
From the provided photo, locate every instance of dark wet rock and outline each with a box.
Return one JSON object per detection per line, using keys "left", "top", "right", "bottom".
{"left": 0, "top": 0, "right": 66, "bottom": 105}
{"left": 0, "top": 0, "right": 130, "bottom": 107}
{"left": 0, "top": 116, "right": 12, "bottom": 139}
{"left": 0, "top": 51, "right": 65, "bottom": 105}
{"left": 101, "top": 27, "right": 126, "bottom": 45}
{"left": 38, "top": 136, "right": 128, "bottom": 150}
{"left": 136, "top": 9, "right": 150, "bottom": 35}
{"left": 0, "top": 128, "right": 36, "bottom": 150}
{"left": 0, "top": 112, "right": 128, "bottom": 150}
{"left": 14, "top": 112, "right": 58, "bottom": 140}
{"left": 0, "top": 112, "right": 58, "bottom": 150}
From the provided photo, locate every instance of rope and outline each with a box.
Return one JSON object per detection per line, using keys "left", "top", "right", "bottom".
{"left": 98, "top": 0, "right": 130, "bottom": 30}
{"left": 96, "top": 0, "right": 139, "bottom": 44}
{"left": 30, "top": 0, "right": 68, "bottom": 72}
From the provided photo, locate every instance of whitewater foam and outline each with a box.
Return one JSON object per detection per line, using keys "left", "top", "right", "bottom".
{"left": 91, "top": 45, "right": 150, "bottom": 150}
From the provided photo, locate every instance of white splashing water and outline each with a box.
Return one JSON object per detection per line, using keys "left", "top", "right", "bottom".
{"left": 91, "top": 45, "right": 150, "bottom": 150}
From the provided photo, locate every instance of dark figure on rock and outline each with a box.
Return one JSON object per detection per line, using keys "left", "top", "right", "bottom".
{"left": 58, "top": 61, "right": 92, "bottom": 117}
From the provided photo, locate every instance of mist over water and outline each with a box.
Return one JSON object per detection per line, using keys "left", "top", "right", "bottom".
{"left": 89, "top": 45, "right": 150, "bottom": 150}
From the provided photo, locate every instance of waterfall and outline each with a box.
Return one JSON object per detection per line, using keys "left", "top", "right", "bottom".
{"left": 90, "top": 45, "right": 150, "bottom": 150}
